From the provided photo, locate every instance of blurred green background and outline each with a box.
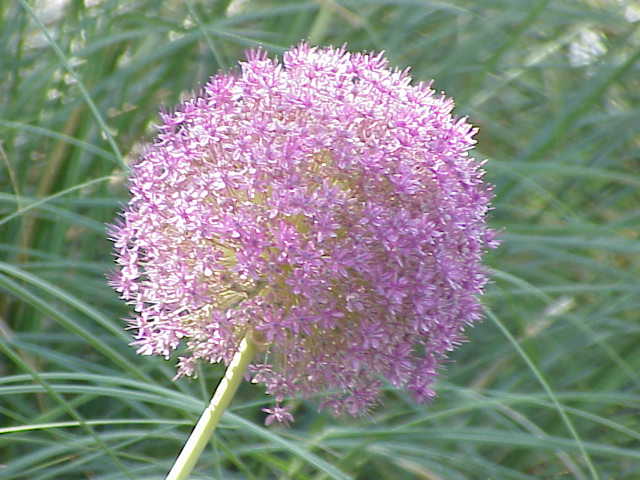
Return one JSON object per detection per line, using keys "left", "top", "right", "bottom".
{"left": 1, "top": 0, "right": 639, "bottom": 478}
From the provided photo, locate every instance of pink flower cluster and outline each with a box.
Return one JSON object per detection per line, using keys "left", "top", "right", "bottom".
{"left": 109, "top": 43, "right": 497, "bottom": 422}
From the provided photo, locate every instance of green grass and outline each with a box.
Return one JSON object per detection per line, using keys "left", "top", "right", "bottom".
{"left": 1, "top": 0, "right": 639, "bottom": 478}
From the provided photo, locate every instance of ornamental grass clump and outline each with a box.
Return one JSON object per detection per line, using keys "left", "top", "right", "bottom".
{"left": 109, "top": 42, "right": 496, "bottom": 477}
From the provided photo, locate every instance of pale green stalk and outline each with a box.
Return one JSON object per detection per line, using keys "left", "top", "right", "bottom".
{"left": 166, "top": 336, "right": 256, "bottom": 480}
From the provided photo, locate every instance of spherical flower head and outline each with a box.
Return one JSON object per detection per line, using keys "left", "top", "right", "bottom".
{"left": 109, "top": 43, "right": 498, "bottom": 422}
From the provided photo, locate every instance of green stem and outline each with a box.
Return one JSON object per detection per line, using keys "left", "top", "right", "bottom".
{"left": 166, "top": 335, "right": 256, "bottom": 480}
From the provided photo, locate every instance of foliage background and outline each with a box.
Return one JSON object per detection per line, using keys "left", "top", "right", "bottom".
{"left": 1, "top": 0, "right": 639, "bottom": 478}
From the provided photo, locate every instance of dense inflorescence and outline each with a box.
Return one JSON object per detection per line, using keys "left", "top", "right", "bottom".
{"left": 109, "top": 43, "right": 497, "bottom": 422}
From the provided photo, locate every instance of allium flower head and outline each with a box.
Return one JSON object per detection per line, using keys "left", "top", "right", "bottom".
{"left": 109, "top": 43, "right": 497, "bottom": 420}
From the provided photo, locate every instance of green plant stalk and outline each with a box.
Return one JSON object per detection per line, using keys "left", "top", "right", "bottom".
{"left": 166, "top": 335, "right": 256, "bottom": 480}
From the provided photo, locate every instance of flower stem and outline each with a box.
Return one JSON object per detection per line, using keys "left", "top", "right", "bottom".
{"left": 166, "top": 335, "right": 256, "bottom": 480}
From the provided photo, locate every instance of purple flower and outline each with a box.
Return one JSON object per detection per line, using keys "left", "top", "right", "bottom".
{"left": 109, "top": 43, "right": 497, "bottom": 423}
{"left": 262, "top": 405, "right": 294, "bottom": 427}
